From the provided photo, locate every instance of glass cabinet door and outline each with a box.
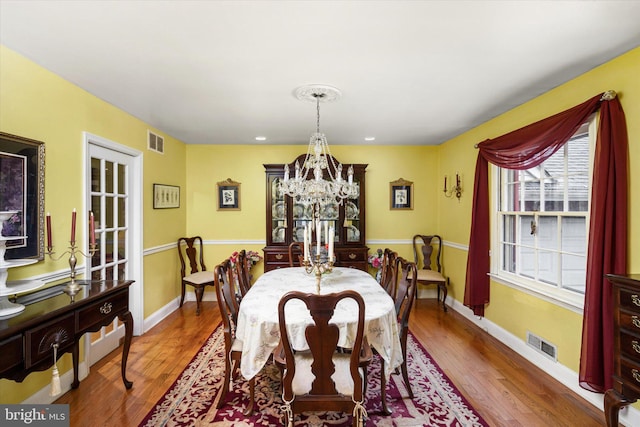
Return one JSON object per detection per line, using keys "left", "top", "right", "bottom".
{"left": 344, "top": 181, "right": 361, "bottom": 243}
{"left": 270, "top": 177, "right": 286, "bottom": 243}
{"left": 292, "top": 202, "right": 313, "bottom": 242}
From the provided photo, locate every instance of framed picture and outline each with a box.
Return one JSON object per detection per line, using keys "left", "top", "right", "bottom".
{"left": 217, "top": 178, "right": 241, "bottom": 210}
{"left": 153, "top": 184, "right": 180, "bottom": 209}
{"left": 0, "top": 132, "right": 46, "bottom": 260}
{"left": 390, "top": 178, "right": 413, "bottom": 210}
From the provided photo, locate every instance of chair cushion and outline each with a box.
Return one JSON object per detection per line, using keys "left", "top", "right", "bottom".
{"left": 290, "top": 352, "right": 364, "bottom": 396}
{"left": 231, "top": 338, "right": 243, "bottom": 353}
{"left": 184, "top": 271, "right": 215, "bottom": 285}
{"left": 416, "top": 269, "right": 446, "bottom": 283}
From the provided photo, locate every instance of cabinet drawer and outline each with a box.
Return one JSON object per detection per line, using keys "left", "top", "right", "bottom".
{"left": 620, "top": 357, "right": 640, "bottom": 395}
{"left": 619, "top": 288, "right": 640, "bottom": 313}
{"left": 25, "top": 313, "right": 75, "bottom": 368}
{"left": 620, "top": 330, "right": 640, "bottom": 361}
{"left": 77, "top": 291, "right": 128, "bottom": 332}
{"left": 335, "top": 250, "right": 366, "bottom": 263}
{"left": 265, "top": 252, "right": 289, "bottom": 263}
{"left": 0, "top": 335, "right": 23, "bottom": 373}
{"left": 621, "top": 311, "right": 640, "bottom": 334}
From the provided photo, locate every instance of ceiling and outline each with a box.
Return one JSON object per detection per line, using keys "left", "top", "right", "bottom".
{"left": 1, "top": 1, "right": 639, "bottom": 146}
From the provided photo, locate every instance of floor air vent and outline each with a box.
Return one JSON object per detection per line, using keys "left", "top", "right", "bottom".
{"left": 526, "top": 331, "right": 557, "bottom": 361}
{"left": 148, "top": 130, "right": 164, "bottom": 154}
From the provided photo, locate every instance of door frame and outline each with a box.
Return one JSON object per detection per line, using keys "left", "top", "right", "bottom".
{"left": 83, "top": 132, "right": 144, "bottom": 336}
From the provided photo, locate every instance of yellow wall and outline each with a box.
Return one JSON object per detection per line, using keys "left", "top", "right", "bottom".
{"left": 437, "top": 46, "right": 640, "bottom": 374}
{"left": 0, "top": 45, "right": 187, "bottom": 402}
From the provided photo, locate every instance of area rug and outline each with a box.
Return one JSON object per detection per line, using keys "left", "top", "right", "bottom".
{"left": 139, "top": 325, "right": 488, "bottom": 427}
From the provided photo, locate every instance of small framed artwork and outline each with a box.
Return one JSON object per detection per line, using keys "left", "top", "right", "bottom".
{"left": 390, "top": 178, "right": 413, "bottom": 210}
{"left": 217, "top": 178, "right": 241, "bottom": 211}
{"left": 153, "top": 184, "right": 180, "bottom": 209}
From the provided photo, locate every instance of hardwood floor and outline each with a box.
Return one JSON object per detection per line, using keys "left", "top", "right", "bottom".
{"left": 55, "top": 299, "right": 605, "bottom": 426}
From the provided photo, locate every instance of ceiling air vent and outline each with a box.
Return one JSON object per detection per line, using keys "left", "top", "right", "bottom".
{"left": 148, "top": 130, "right": 164, "bottom": 154}
{"left": 526, "top": 331, "right": 557, "bottom": 361}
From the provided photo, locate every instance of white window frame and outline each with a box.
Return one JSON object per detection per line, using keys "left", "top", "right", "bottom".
{"left": 489, "top": 118, "right": 597, "bottom": 314}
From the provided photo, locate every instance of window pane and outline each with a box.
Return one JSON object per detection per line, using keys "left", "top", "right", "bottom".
{"left": 567, "top": 135, "right": 590, "bottom": 212}
{"left": 544, "top": 177, "right": 564, "bottom": 211}
{"left": 561, "top": 253, "right": 586, "bottom": 294}
{"left": 561, "top": 217, "right": 587, "bottom": 255}
{"left": 117, "top": 163, "right": 126, "bottom": 195}
{"left": 105, "top": 161, "right": 114, "bottom": 193}
{"left": 538, "top": 250, "right": 558, "bottom": 285}
{"left": 538, "top": 217, "right": 558, "bottom": 250}
{"left": 502, "top": 215, "right": 516, "bottom": 272}
{"left": 91, "top": 158, "right": 101, "bottom": 192}
{"left": 520, "top": 215, "right": 535, "bottom": 247}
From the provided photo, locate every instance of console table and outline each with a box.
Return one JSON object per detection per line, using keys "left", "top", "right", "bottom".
{"left": 0, "top": 280, "right": 134, "bottom": 390}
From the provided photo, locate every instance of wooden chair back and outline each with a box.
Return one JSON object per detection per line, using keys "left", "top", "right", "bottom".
{"left": 412, "top": 234, "right": 443, "bottom": 273}
{"left": 214, "top": 259, "right": 240, "bottom": 332}
{"left": 178, "top": 236, "right": 206, "bottom": 277}
{"left": 380, "top": 248, "right": 398, "bottom": 297}
{"left": 288, "top": 241, "right": 304, "bottom": 267}
{"left": 278, "top": 290, "right": 370, "bottom": 424}
{"left": 235, "top": 249, "right": 252, "bottom": 297}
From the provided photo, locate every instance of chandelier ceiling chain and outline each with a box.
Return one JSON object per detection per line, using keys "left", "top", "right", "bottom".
{"left": 279, "top": 85, "right": 359, "bottom": 213}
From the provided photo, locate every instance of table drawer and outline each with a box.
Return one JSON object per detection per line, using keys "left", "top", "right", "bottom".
{"left": 25, "top": 313, "right": 75, "bottom": 369}
{"left": 77, "top": 291, "right": 128, "bottom": 332}
{"left": 620, "top": 356, "right": 640, "bottom": 395}
{"left": 0, "top": 335, "right": 23, "bottom": 373}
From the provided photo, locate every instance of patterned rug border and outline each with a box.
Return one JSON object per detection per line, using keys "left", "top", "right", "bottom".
{"left": 139, "top": 323, "right": 488, "bottom": 427}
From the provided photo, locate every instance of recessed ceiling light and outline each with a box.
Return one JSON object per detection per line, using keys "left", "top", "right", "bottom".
{"left": 364, "top": 137, "right": 376, "bottom": 141}
{"left": 255, "top": 136, "right": 267, "bottom": 141}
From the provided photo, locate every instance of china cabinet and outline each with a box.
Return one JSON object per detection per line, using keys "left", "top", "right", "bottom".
{"left": 263, "top": 155, "right": 367, "bottom": 271}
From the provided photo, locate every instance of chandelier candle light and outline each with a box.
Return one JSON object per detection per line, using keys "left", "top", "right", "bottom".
{"left": 46, "top": 209, "right": 97, "bottom": 295}
{"left": 280, "top": 84, "right": 358, "bottom": 291}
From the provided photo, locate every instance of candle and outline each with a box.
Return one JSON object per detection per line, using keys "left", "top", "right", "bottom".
{"left": 303, "top": 222, "right": 309, "bottom": 261}
{"left": 456, "top": 173, "right": 460, "bottom": 188}
{"left": 46, "top": 212, "right": 52, "bottom": 250}
{"left": 70, "top": 208, "right": 77, "bottom": 244}
{"left": 316, "top": 219, "right": 321, "bottom": 254}
{"left": 444, "top": 175, "right": 447, "bottom": 192}
{"left": 324, "top": 221, "right": 328, "bottom": 245}
{"left": 89, "top": 211, "right": 96, "bottom": 245}
{"left": 328, "top": 226, "right": 334, "bottom": 261}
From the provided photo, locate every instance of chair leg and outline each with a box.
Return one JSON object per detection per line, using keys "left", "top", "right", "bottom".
{"left": 194, "top": 285, "right": 204, "bottom": 315}
{"left": 440, "top": 279, "right": 449, "bottom": 312}
{"left": 380, "top": 356, "right": 392, "bottom": 415}
{"left": 216, "top": 355, "right": 231, "bottom": 409}
{"left": 243, "top": 377, "right": 255, "bottom": 416}
{"left": 179, "top": 283, "right": 186, "bottom": 307}
{"left": 400, "top": 331, "right": 413, "bottom": 399}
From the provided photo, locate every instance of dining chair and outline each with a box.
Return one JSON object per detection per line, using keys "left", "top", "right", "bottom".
{"left": 213, "top": 258, "right": 254, "bottom": 415}
{"left": 288, "top": 241, "right": 304, "bottom": 267}
{"left": 275, "top": 290, "right": 372, "bottom": 427}
{"left": 412, "top": 234, "right": 449, "bottom": 311}
{"left": 380, "top": 248, "right": 398, "bottom": 298}
{"left": 391, "top": 256, "right": 417, "bottom": 398}
{"left": 177, "top": 236, "right": 214, "bottom": 315}
{"left": 235, "top": 249, "right": 252, "bottom": 297}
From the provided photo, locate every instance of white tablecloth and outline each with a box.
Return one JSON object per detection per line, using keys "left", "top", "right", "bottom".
{"left": 235, "top": 267, "right": 403, "bottom": 380}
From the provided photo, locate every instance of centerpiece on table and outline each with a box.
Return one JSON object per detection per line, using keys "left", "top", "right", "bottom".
{"left": 368, "top": 248, "right": 384, "bottom": 283}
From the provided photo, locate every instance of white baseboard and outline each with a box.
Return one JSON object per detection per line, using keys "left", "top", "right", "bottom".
{"left": 21, "top": 361, "right": 88, "bottom": 404}
{"left": 445, "top": 297, "right": 640, "bottom": 427}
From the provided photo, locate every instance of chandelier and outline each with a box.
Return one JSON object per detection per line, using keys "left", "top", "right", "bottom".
{"left": 279, "top": 85, "right": 359, "bottom": 209}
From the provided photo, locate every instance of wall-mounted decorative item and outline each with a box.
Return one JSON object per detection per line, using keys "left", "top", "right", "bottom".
{"left": 443, "top": 173, "right": 463, "bottom": 200}
{"left": 390, "top": 178, "right": 413, "bottom": 210}
{"left": 217, "top": 178, "right": 241, "bottom": 211}
{"left": 0, "top": 132, "right": 45, "bottom": 260}
{"left": 153, "top": 184, "right": 180, "bottom": 209}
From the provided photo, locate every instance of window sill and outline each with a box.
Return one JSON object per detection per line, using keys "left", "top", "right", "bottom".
{"left": 489, "top": 273, "right": 585, "bottom": 314}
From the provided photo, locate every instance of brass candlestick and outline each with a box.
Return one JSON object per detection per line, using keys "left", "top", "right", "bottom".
{"left": 47, "top": 242, "right": 97, "bottom": 294}
{"left": 303, "top": 253, "right": 334, "bottom": 294}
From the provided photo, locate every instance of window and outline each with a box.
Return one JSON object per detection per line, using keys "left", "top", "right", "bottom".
{"left": 493, "top": 121, "right": 593, "bottom": 308}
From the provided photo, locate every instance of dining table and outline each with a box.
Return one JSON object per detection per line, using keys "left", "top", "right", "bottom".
{"left": 235, "top": 266, "right": 403, "bottom": 386}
